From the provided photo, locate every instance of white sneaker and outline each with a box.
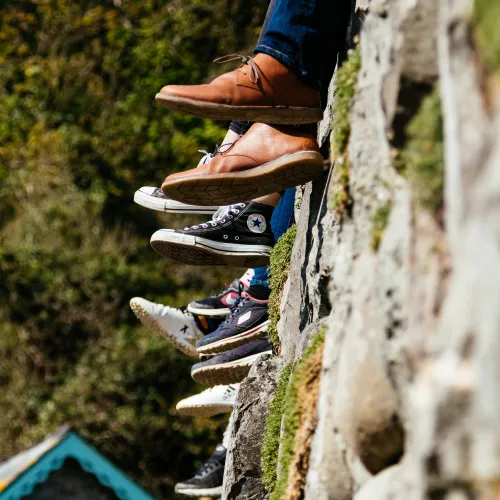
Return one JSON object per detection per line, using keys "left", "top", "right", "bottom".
{"left": 129, "top": 297, "right": 204, "bottom": 357}
{"left": 176, "top": 384, "right": 239, "bottom": 417}
{"left": 134, "top": 187, "right": 219, "bottom": 214}
{"left": 134, "top": 151, "right": 219, "bottom": 214}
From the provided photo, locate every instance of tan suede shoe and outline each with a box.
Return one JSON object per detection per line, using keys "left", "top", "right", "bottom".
{"left": 155, "top": 54, "right": 322, "bottom": 124}
{"left": 161, "top": 123, "right": 325, "bottom": 205}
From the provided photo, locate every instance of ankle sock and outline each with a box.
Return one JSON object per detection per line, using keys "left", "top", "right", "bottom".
{"left": 247, "top": 285, "right": 270, "bottom": 301}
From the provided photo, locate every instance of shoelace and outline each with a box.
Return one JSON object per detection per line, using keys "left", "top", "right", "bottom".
{"left": 197, "top": 139, "right": 240, "bottom": 168}
{"left": 223, "top": 283, "right": 247, "bottom": 325}
{"left": 214, "top": 54, "right": 260, "bottom": 84}
{"left": 196, "top": 150, "right": 214, "bottom": 167}
{"left": 183, "top": 203, "right": 246, "bottom": 231}
{"left": 196, "top": 454, "right": 223, "bottom": 477}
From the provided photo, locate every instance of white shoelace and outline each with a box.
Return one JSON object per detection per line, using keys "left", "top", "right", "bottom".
{"left": 197, "top": 150, "right": 214, "bottom": 167}
{"left": 183, "top": 203, "right": 246, "bottom": 231}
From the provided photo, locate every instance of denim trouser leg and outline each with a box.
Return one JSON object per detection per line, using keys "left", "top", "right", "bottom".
{"left": 251, "top": 187, "right": 296, "bottom": 287}
{"left": 229, "top": 0, "right": 277, "bottom": 137}
{"left": 255, "top": 0, "right": 351, "bottom": 90}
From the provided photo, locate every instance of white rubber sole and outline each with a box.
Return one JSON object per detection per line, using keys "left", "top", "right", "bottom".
{"left": 174, "top": 485, "right": 222, "bottom": 497}
{"left": 176, "top": 402, "right": 234, "bottom": 417}
{"left": 134, "top": 190, "right": 218, "bottom": 214}
{"left": 129, "top": 299, "right": 198, "bottom": 358}
{"left": 150, "top": 231, "right": 272, "bottom": 267}
{"left": 191, "top": 351, "right": 272, "bottom": 386}
{"left": 197, "top": 320, "right": 270, "bottom": 355}
{"left": 187, "top": 305, "right": 231, "bottom": 317}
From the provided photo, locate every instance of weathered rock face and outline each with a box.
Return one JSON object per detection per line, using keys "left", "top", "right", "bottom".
{"left": 223, "top": 355, "right": 281, "bottom": 500}
{"left": 223, "top": 0, "right": 500, "bottom": 498}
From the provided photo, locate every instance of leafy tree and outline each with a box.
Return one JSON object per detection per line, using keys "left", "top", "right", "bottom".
{"left": 0, "top": 0, "right": 267, "bottom": 497}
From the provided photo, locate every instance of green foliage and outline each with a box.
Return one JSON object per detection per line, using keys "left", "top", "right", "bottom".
{"left": 371, "top": 200, "right": 393, "bottom": 251}
{"left": 330, "top": 46, "right": 361, "bottom": 216}
{"left": 473, "top": 0, "right": 500, "bottom": 74}
{"left": 0, "top": 0, "right": 268, "bottom": 497}
{"left": 269, "top": 328, "right": 326, "bottom": 500}
{"left": 332, "top": 46, "right": 361, "bottom": 158}
{"left": 397, "top": 86, "right": 444, "bottom": 214}
{"left": 268, "top": 225, "right": 297, "bottom": 349}
{"left": 261, "top": 363, "right": 293, "bottom": 492}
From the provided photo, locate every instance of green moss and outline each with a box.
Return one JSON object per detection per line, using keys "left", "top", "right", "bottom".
{"left": 332, "top": 46, "right": 362, "bottom": 158}
{"left": 268, "top": 328, "right": 326, "bottom": 500}
{"left": 473, "top": 0, "right": 500, "bottom": 74}
{"left": 268, "top": 225, "right": 297, "bottom": 349}
{"left": 261, "top": 362, "right": 293, "bottom": 492}
{"left": 371, "top": 200, "right": 393, "bottom": 251}
{"left": 397, "top": 85, "right": 444, "bottom": 214}
{"left": 329, "top": 155, "right": 352, "bottom": 215}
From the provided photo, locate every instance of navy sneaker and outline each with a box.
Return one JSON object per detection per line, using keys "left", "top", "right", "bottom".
{"left": 175, "top": 444, "right": 226, "bottom": 497}
{"left": 187, "top": 279, "right": 244, "bottom": 317}
{"left": 150, "top": 201, "right": 274, "bottom": 267}
{"left": 196, "top": 292, "right": 269, "bottom": 355}
{"left": 191, "top": 338, "right": 273, "bottom": 386}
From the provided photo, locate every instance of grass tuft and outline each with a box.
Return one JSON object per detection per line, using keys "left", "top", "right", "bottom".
{"left": 330, "top": 46, "right": 361, "bottom": 216}
{"left": 261, "top": 362, "right": 293, "bottom": 492}
{"left": 370, "top": 200, "right": 393, "bottom": 251}
{"left": 265, "top": 327, "right": 326, "bottom": 500}
{"left": 397, "top": 85, "right": 444, "bottom": 215}
{"left": 332, "top": 46, "right": 362, "bottom": 158}
{"left": 268, "top": 225, "right": 297, "bottom": 349}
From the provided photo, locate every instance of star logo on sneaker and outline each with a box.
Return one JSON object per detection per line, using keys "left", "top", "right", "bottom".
{"left": 247, "top": 214, "right": 266, "bottom": 233}
{"left": 237, "top": 310, "right": 252, "bottom": 325}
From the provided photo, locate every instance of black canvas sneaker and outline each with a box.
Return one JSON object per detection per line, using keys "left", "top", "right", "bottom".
{"left": 174, "top": 444, "right": 226, "bottom": 497}
{"left": 187, "top": 279, "right": 244, "bottom": 317}
{"left": 150, "top": 201, "right": 275, "bottom": 267}
{"left": 134, "top": 186, "right": 219, "bottom": 214}
{"left": 196, "top": 292, "right": 269, "bottom": 355}
{"left": 191, "top": 338, "right": 273, "bottom": 386}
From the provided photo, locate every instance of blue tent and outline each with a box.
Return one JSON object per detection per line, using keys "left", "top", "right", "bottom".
{"left": 0, "top": 426, "right": 156, "bottom": 500}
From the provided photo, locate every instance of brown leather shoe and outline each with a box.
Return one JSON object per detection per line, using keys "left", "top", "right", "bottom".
{"left": 161, "top": 123, "right": 325, "bottom": 205}
{"left": 156, "top": 54, "right": 323, "bottom": 124}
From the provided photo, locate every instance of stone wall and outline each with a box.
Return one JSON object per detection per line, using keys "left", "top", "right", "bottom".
{"left": 223, "top": 0, "right": 500, "bottom": 498}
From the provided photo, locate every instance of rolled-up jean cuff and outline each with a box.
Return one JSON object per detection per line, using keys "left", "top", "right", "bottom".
{"left": 229, "top": 120, "right": 252, "bottom": 136}
{"left": 254, "top": 43, "right": 319, "bottom": 90}
{"left": 250, "top": 278, "right": 269, "bottom": 288}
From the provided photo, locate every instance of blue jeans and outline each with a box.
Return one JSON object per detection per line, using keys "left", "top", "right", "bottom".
{"left": 251, "top": 187, "right": 296, "bottom": 288}
{"left": 230, "top": 0, "right": 349, "bottom": 137}
{"left": 255, "top": 0, "right": 350, "bottom": 91}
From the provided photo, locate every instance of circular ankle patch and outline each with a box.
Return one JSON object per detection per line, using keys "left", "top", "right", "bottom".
{"left": 247, "top": 214, "right": 266, "bottom": 233}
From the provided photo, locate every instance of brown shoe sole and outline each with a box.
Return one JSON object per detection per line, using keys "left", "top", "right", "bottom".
{"left": 175, "top": 403, "right": 234, "bottom": 417}
{"left": 155, "top": 93, "right": 323, "bottom": 124}
{"left": 150, "top": 238, "right": 270, "bottom": 268}
{"left": 196, "top": 320, "right": 270, "bottom": 355}
{"left": 162, "top": 151, "right": 325, "bottom": 206}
